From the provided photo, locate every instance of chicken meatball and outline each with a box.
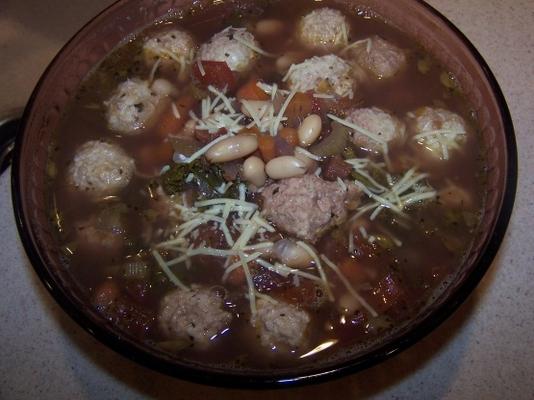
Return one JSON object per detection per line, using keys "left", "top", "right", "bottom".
{"left": 285, "top": 55, "right": 355, "bottom": 98}
{"left": 68, "top": 141, "right": 135, "bottom": 195}
{"left": 261, "top": 174, "right": 348, "bottom": 243}
{"left": 346, "top": 107, "right": 406, "bottom": 154}
{"left": 105, "top": 78, "right": 163, "bottom": 134}
{"left": 197, "top": 27, "right": 258, "bottom": 72}
{"left": 159, "top": 286, "right": 232, "bottom": 346}
{"left": 297, "top": 8, "right": 350, "bottom": 50}
{"left": 143, "top": 29, "right": 195, "bottom": 68}
{"left": 347, "top": 35, "right": 406, "bottom": 80}
{"left": 256, "top": 298, "right": 310, "bottom": 349}
{"left": 407, "top": 107, "right": 468, "bottom": 160}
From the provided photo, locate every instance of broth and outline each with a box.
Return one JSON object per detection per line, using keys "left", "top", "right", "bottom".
{"left": 48, "top": 0, "right": 487, "bottom": 369}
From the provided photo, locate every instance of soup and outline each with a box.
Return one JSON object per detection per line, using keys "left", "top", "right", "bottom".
{"left": 48, "top": 0, "right": 487, "bottom": 369}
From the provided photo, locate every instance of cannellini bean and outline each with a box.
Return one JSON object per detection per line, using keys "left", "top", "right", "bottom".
{"left": 273, "top": 239, "right": 313, "bottom": 268}
{"left": 243, "top": 156, "right": 267, "bottom": 187}
{"left": 265, "top": 156, "right": 307, "bottom": 179}
{"left": 205, "top": 135, "right": 258, "bottom": 163}
{"left": 338, "top": 293, "right": 361, "bottom": 314}
{"left": 150, "top": 78, "right": 177, "bottom": 96}
{"left": 241, "top": 100, "right": 271, "bottom": 118}
{"left": 298, "top": 114, "right": 322, "bottom": 147}
{"left": 255, "top": 19, "right": 286, "bottom": 36}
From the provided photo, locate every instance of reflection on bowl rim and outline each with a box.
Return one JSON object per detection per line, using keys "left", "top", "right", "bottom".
{"left": 10, "top": 0, "right": 517, "bottom": 389}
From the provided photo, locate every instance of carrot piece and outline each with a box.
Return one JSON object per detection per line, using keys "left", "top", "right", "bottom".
{"left": 237, "top": 79, "right": 270, "bottom": 101}
{"left": 278, "top": 127, "right": 299, "bottom": 146}
{"left": 156, "top": 95, "right": 197, "bottom": 138}
{"left": 284, "top": 92, "right": 313, "bottom": 128}
{"left": 257, "top": 134, "right": 277, "bottom": 162}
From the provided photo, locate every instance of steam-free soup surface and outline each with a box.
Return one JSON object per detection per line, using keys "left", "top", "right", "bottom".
{"left": 49, "top": 0, "right": 486, "bottom": 369}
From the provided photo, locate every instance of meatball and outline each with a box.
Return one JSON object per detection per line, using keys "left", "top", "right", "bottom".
{"left": 261, "top": 174, "right": 348, "bottom": 243}
{"left": 256, "top": 298, "right": 310, "bottom": 349}
{"left": 296, "top": 8, "right": 350, "bottom": 50}
{"left": 142, "top": 29, "right": 195, "bottom": 67}
{"left": 76, "top": 211, "right": 125, "bottom": 256}
{"left": 285, "top": 54, "right": 355, "bottom": 98}
{"left": 68, "top": 141, "right": 135, "bottom": 195}
{"left": 348, "top": 35, "right": 406, "bottom": 80}
{"left": 346, "top": 107, "right": 406, "bottom": 154}
{"left": 407, "top": 107, "right": 467, "bottom": 160}
{"left": 105, "top": 78, "right": 162, "bottom": 134}
{"left": 159, "top": 286, "right": 232, "bottom": 346}
{"left": 197, "top": 27, "right": 258, "bottom": 72}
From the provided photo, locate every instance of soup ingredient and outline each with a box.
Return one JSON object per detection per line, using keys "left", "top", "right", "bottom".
{"left": 297, "top": 8, "right": 350, "bottom": 50}
{"left": 197, "top": 27, "right": 259, "bottom": 72}
{"left": 105, "top": 78, "right": 163, "bottom": 134}
{"left": 76, "top": 204, "right": 127, "bottom": 255}
{"left": 272, "top": 239, "right": 313, "bottom": 268}
{"left": 310, "top": 121, "right": 350, "bottom": 157}
{"left": 67, "top": 141, "right": 135, "bottom": 195}
{"left": 142, "top": 29, "right": 195, "bottom": 70}
{"left": 261, "top": 174, "right": 349, "bottom": 242}
{"left": 284, "top": 55, "right": 355, "bottom": 98}
{"left": 265, "top": 155, "right": 308, "bottom": 179}
{"left": 150, "top": 78, "right": 178, "bottom": 97}
{"left": 243, "top": 155, "right": 267, "bottom": 187}
{"left": 205, "top": 134, "right": 258, "bottom": 163}
{"left": 159, "top": 286, "right": 232, "bottom": 346}
{"left": 408, "top": 107, "right": 467, "bottom": 160}
{"left": 298, "top": 114, "right": 322, "bottom": 147}
{"left": 256, "top": 298, "right": 310, "bottom": 348}
{"left": 346, "top": 107, "right": 406, "bottom": 154}
{"left": 344, "top": 35, "right": 406, "bottom": 80}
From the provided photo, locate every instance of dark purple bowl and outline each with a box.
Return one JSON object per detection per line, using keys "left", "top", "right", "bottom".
{"left": 11, "top": 0, "right": 517, "bottom": 388}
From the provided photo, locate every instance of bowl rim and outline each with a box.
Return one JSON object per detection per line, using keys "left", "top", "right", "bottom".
{"left": 10, "top": 0, "right": 517, "bottom": 389}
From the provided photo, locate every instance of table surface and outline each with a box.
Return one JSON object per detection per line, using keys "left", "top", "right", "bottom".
{"left": 1, "top": 1, "right": 533, "bottom": 399}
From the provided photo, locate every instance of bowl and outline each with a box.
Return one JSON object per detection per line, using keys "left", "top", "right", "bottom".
{"left": 11, "top": 0, "right": 517, "bottom": 388}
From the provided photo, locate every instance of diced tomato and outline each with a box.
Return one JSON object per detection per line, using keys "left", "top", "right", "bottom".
{"left": 258, "top": 134, "right": 277, "bottom": 162}
{"left": 367, "top": 272, "right": 404, "bottom": 314}
{"left": 237, "top": 78, "right": 270, "bottom": 101}
{"left": 284, "top": 92, "right": 313, "bottom": 128}
{"left": 278, "top": 127, "right": 299, "bottom": 146}
{"left": 156, "top": 95, "right": 197, "bottom": 138}
{"left": 322, "top": 155, "right": 352, "bottom": 181}
{"left": 192, "top": 60, "right": 237, "bottom": 91}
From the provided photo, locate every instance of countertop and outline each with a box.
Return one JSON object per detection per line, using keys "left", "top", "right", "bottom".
{"left": 0, "top": 1, "right": 533, "bottom": 398}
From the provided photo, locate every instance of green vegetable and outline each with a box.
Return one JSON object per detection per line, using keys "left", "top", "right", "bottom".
{"left": 310, "top": 122, "right": 350, "bottom": 157}
{"left": 160, "top": 159, "right": 241, "bottom": 199}
{"left": 158, "top": 339, "right": 191, "bottom": 353}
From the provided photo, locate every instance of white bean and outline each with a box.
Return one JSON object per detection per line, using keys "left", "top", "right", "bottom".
{"left": 273, "top": 239, "right": 313, "bottom": 268}
{"left": 150, "top": 78, "right": 177, "bottom": 96}
{"left": 255, "top": 19, "right": 286, "bottom": 36}
{"left": 298, "top": 114, "right": 322, "bottom": 147}
{"left": 205, "top": 135, "right": 258, "bottom": 163}
{"left": 265, "top": 156, "right": 307, "bottom": 179}
{"left": 243, "top": 156, "right": 267, "bottom": 187}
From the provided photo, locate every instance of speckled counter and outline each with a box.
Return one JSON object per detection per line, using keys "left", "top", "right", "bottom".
{"left": 0, "top": 1, "right": 532, "bottom": 398}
